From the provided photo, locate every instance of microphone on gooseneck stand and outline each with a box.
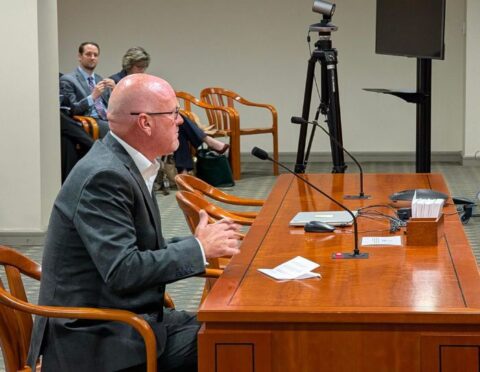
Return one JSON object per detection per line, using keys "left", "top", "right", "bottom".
{"left": 291, "top": 116, "right": 371, "bottom": 200}
{"left": 251, "top": 147, "right": 368, "bottom": 260}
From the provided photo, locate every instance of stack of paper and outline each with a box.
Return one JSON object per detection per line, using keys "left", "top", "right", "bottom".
{"left": 411, "top": 191, "right": 445, "bottom": 218}
{"left": 258, "top": 256, "right": 321, "bottom": 280}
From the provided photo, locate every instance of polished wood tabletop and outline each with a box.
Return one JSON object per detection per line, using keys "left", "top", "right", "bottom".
{"left": 198, "top": 173, "right": 480, "bottom": 372}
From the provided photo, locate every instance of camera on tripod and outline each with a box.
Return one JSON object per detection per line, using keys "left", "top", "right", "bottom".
{"left": 310, "top": 0, "right": 338, "bottom": 33}
{"left": 294, "top": 0, "right": 347, "bottom": 174}
{"left": 312, "top": 0, "right": 335, "bottom": 17}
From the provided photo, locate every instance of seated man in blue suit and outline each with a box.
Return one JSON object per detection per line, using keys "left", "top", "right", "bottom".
{"left": 60, "top": 41, "right": 115, "bottom": 138}
{"left": 28, "top": 74, "right": 242, "bottom": 372}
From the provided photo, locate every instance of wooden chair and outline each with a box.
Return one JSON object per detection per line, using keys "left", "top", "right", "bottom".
{"left": 200, "top": 87, "right": 279, "bottom": 178}
{"left": 0, "top": 245, "right": 157, "bottom": 372}
{"left": 175, "top": 189, "right": 252, "bottom": 256}
{"left": 175, "top": 173, "right": 264, "bottom": 219}
{"left": 176, "top": 91, "right": 241, "bottom": 179}
{"left": 175, "top": 190, "right": 254, "bottom": 233}
{"left": 0, "top": 245, "right": 221, "bottom": 372}
{"left": 175, "top": 190, "right": 250, "bottom": 295}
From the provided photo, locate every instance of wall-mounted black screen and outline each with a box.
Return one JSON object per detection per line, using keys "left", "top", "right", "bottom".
{"left": 375, "top": 0, "right": 446, "bottom": 60}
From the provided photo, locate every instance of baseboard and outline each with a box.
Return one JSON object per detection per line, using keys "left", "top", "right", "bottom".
{"left": 243, "top": 151, "right": 463, "bottom": 164}
{"left": 462, "top": 157, "right": 480, "bottom": 166}
{"left": 0, "top": 230, "right": 46, "bottom": 247}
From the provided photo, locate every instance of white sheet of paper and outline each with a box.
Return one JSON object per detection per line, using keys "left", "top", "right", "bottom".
{"left": 361, "top": 236, "right": 402, "bottom": 246}
{"left": 258, "top": 256, "right": 321, "bottom": 280}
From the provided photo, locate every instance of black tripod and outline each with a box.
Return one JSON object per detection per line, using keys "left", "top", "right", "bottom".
{"left": 295, "top": 16, "right": 346, "bottom": 174}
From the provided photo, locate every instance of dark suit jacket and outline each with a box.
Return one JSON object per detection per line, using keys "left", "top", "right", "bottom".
{"left": 60, "top": 111, "right": 94, "bottom": 182}
{"left": 28, "top": 133, "right": 205, "bottom": 371}
{"left": 109, "top": 69, "right": 128, "bottom": 84}
{"left": 60, "top": 68, "right": 111, "bottom": 116}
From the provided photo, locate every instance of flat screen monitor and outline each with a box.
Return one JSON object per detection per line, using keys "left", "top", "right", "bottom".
{"left": 375, "top": 0, "right": 446, "bottom": 60}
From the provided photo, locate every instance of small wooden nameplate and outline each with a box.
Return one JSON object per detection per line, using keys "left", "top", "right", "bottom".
{"left": 406, "top": 214, "right": 444, "bottom": 246}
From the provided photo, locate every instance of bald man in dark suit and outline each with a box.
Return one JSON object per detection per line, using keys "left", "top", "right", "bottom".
{"left": 28, "top": 74, "right": 241, "bottom": 371}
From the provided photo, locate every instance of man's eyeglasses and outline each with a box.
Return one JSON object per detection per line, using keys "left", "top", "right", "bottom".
{"left": 130, "top": 107, "right": 180, "bottom": 121}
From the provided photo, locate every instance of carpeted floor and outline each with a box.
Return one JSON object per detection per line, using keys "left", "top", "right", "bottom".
{"left": 1, "top": 160, "right": 479, "bottom": 370}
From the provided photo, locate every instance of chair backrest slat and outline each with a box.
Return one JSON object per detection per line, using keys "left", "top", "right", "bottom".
{"left": 0, "top": 278, "right": 23, "bottom": 372}
{"left": 4, "top": 266, "right": 33, "bottom": 365}
{"left": 0, "top": 245, "right": 41, "bottom": 371}
{"left": 177, "top": 91, "right": 235, "bottom": 135}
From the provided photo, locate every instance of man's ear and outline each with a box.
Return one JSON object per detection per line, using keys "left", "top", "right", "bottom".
{"left": 136, "top": 114, "right": 152, "bottom": 136}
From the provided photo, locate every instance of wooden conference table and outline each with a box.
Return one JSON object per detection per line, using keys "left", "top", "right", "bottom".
{"left": 197, "top": 173, "right": 480, "bottom": 372}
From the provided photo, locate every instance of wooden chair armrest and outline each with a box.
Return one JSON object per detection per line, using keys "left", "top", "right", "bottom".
{"left": 0, "top": 287, "right": 157, "bottom": 372}
{"left": 204, "top": 203, "right": 255, "bottom": 226}
{"left": 203, "top": 88, "right": 277, "bottom": 115}
{"left": 234, "top": 95, "right": 277, "bottom": 113}
{"left": 212, "top": 193, "right": 265, "bottom": 206}
{"left": 203, "top": 185, "right": 264, "bottom": 206}
{"left": 176, "top": 91, "right": 239, "bottom": 122}
{"left": 73, "top": 116, "right": 100, "bottom": 140}
{"left": 228, "top": 210, "right": 259, "bottom": 218}
{"left": 233, "top": 96, "right": 278, "bottom": 127}
{"left": 202, "top": 268, "right": 223, "bottom": 278}
{"left": 164, "top": 292, "right": 175, "bottom": 310}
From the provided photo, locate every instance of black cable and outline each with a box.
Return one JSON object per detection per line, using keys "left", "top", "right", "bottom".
{"left": 325, "top": 227, "right": 392, "bottom": 234}
{"left": 358, "top": 210, "right": 405, "bottom": 225}
{"left": 357, "top": 208, "right": 407, "bottom": 233}
{"left": 357, "top": 204, "right": 399, "bottom": 214}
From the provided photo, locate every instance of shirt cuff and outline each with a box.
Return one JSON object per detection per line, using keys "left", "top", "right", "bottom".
{"left": 87, "top": 95, "right": 94, "bottom": 106}
{"left": 195, "top": 238, "right": 209, "bottom": 266}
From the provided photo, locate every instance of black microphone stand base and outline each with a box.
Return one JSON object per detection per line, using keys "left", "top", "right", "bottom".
{"left": 331, "top": 252, "right": 369, "bottom": 259}
{"left": 344, "top": 194, "right": 371, "bottom": 200}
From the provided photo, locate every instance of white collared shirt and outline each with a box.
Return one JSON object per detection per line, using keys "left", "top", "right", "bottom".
{"left": 110, "top": 132, "right": 159, "bottom": 194}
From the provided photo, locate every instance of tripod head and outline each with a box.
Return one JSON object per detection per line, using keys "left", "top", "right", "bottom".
{"left": 309, "top": 16, "right": 338, "bottom": 34}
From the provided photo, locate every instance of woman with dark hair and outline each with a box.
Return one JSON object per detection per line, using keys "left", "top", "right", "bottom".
{"left": 110, "top": 47, "right": 228, "bottom": 172}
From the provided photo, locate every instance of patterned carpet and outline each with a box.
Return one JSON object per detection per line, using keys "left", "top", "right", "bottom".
{"left": 1, "top": 160, "right": 480, "bottom": 370}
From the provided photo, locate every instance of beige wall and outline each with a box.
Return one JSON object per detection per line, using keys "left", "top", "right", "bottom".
{"left": 465, "top": 0, "right": 480, "bottom": 159}
{"left": 57, "top": 0, "right": 466, "bottom": 155}
{"left": 0, "top": 0, "right": 59, "bottom": 237}
{"left": 0, "top": 0, "right": 477, "bottom": 237}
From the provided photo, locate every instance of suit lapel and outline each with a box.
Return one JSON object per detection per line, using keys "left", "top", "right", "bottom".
{"left": 76, "top": 69, "right": 91, "bottom": 98}
{"left": 103, "top": 134, "right": 164, "bottom": 249}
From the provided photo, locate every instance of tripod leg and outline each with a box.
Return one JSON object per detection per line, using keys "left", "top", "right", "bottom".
{"left": 324, "top": 54, "right": 347, "bottom": 173}
{"left": 295, "top": 55, "right": 318, "bottom": 173}
{"left": 304, "top": 105, "right": 323, "bottom": 167}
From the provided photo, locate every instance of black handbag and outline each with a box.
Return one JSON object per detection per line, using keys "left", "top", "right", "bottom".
{"left": 195, "top": 149, "right": 235, "bottom": 187}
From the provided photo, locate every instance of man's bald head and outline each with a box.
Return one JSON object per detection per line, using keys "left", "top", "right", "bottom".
{"left": 108, "top": 74, "right": 174, "bottom": 126}
{"left": 107, "top": 74, "right": 182, "bottom": 160}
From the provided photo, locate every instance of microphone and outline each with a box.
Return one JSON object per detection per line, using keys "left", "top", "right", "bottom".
{"left": 291, "top": 116, "right": 371, "bottom": 200}
{"left": 251, "top": 147, "right": 368, "bottom": 259}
